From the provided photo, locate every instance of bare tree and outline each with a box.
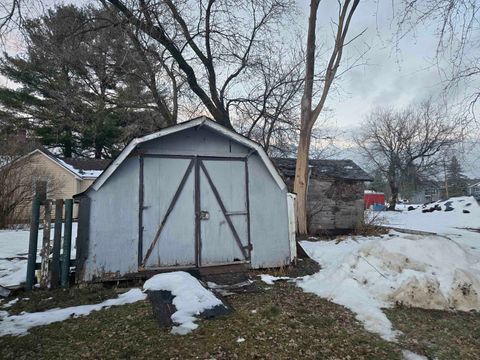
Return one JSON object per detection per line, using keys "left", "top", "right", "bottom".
{"left": 396, "top": 1, "right": 480, "bottom": 115}
{"left": 234, "top": 48, "right": 304, "bottom": 154}
{"left": 355, "top": 101, "right": 463, "bottom": 210}
{"left": 103, "top": 0, "right": 293, "bottom": 129}
{"left": 294, "top": 0, "right": 362, "bottom": 235}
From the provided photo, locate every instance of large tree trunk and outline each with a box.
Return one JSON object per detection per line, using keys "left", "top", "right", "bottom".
{"left": 293, "top": 122, "right": 313, "bottom": 234}
{"left": 388, "top": 181, "right": 398, "bottom": 211}
{"left": 293, "top": 0, "right": 319, "bottom": 235}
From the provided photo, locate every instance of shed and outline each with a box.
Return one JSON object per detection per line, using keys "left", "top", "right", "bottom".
{"left": 76, "top": 117, "right": 295, "bottom": 282}
{"left": 272, "top": 158, "right": 372, "bottom": 234}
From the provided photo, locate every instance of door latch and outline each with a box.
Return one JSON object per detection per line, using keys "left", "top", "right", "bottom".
{"left": 200, "top": 210, "right": 209, "bottom": 220}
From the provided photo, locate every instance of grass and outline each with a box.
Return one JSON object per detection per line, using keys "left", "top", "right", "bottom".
{"left": 1, "top": 281, "right": 401, "bottom": 360}
{"left": 1, "top": 279, "right": 479, "bottom": 359}
{"left": 386, "top": 306, "right": 480, "bottom": 360}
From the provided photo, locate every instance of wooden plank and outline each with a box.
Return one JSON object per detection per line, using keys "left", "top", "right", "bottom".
{"left": 50, "top": 199, "right": 63, "bottom": 288}
{"left": 61, "top": 199, "right": 74, "bottom": 288}
{"left": 25, "top": 197, "right": 40, "bottom": 291}
{"left": 74, "top": 198, "right": 90, "bottom": 284}
{"left": 138, "top": 156, "right": 144, "bottom": 268}
{"left": 195, "top": 157, "right": 201, "bottom": 266}
{"left": 39, "top": 200, "right": 51, "bottom": 288}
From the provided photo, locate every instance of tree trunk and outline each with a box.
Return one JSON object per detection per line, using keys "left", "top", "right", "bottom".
{"left": 94, "top": 146, "right": 102, "bottom": 159}
{"left": 388, "top": 182, "right": 398, "bottom": 211}
{"left": 293, "top": 122, "right": 313, "bottom": 235}
{"left": 293, "top": 0, "right": 319, "bottom": 236}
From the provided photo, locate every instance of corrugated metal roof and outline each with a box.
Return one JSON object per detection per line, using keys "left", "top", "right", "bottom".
{"left": 271, "top": 157, "right": 373, "bottom": 182}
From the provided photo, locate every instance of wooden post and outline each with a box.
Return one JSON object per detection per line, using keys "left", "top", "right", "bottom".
{"left": 61, "top": 199, "right": 73, "bottom": 288}
{"left": 39, "top": 200, "right": 52, "bottom": 288}
{"left": 51, "top": 199, "right": 63, "bottom": 288}
{"left": 25, "top": 197, "right": 40, "bottom": 291}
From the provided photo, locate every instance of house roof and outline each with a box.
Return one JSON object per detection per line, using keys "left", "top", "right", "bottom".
{"left": 468, "top": 181, "right": 480, "bottom": 188}
{"left": 271, "top": 157, "right": 373, "bottom": 182}
{"left": 58, "top": 158, "right": 110, "bottom": 179}
{"left": 2, "top": 147, "right": 108, "bottom": 180}
{"left": 91, "top": 116, "right": 286, "bottom": 192}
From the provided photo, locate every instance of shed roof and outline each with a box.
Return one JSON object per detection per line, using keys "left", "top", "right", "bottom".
{"left": 272, "top": 157, "right": 373, "bottom": 182}
{"left": 91, "top": 117, "right": 286, "bottom": 191}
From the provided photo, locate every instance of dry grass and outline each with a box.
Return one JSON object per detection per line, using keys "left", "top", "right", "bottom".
{"left": 1, "top": 282, "right": 401, "bottom": 360}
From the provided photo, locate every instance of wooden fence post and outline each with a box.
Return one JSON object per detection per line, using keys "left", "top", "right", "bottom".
{"left": 39, "top": 200, "right": 52, "bottom": 288}
{"left": 61, "top": 199, "right": 73, "bottom": 288}
{"left": 51, "top": 199, "right": 63, "bottom": 288}
{"left": 25, "top": 197, "right": 40, "bottom": 291}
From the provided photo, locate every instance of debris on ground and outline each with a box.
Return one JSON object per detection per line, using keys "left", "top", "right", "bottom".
{"left": 143, "top": 271, "right": 227, "bottom": 335}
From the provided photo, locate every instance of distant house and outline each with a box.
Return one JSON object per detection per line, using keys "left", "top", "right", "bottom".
{"left": 272, "top": 158, "right": 373, "bottom": 234}
{"left": 1, "top": 148, "right": 109, "bottom": 221}
{"left": 408, "top": 181, "right": 443, "bottom": 204}
{"left": 468, "top": 181, "right": 480, "bottom": 200}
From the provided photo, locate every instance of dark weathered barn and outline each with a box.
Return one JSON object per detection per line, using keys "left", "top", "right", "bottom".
{"left": 272, "top": 158, "right": 372, "bottom": 234}
{"left": 76, "top": 117, "right": 296, "bottom": 282}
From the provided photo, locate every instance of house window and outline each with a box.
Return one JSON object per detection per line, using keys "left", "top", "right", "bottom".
{"left": 35, "top": 180, "right": 47, "bottom": 202}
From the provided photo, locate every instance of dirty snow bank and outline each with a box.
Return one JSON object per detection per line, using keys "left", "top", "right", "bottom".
{"left": 298, "top": 231, "right": 480, "bottom": 341}
{"left": 144, "top": 271, "right": 223, "bottom": 335}
{"left": 0, "top": 289, "right": 146, "bottom": 336}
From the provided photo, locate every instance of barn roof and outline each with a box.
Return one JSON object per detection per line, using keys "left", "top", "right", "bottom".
{"left": 91, "top": 117, "right": 286, "bottom": 191}
{"left": 271, "top": 158, "right": 373, "bottom": 182}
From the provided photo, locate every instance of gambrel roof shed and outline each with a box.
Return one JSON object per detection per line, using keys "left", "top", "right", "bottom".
{"left": 76, "top": 117, "right": 295, "bottom": 282}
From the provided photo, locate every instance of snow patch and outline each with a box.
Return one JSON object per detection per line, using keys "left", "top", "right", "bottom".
{"left": 402, "top": 350, "right": 428, "bottom": 360}
{"left": 143, "top": 271, "right": 223, "bottom": 335}
{"left": 0, "top": 289, "right": 146, "bottom": 337}
{"left": 1, "top": 298, "right": 18, "bottom": 309}
{"left": 259, "top": 274, "right": 290, "bottom": 285}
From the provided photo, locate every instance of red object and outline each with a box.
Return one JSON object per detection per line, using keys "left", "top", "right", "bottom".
{"left": 364, "top": 193, "right": 385, "bottom": 209}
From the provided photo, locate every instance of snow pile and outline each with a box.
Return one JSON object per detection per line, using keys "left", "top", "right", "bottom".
{"left": 0, "top": 289, "right": 146, "bottom": 337}
{"left": 143, "top": 271, "right": 223, "bottom": 335}
{"left": 298, "top": 231, "right": 480, "bottom": 341}
{"left": 259, "top": 274, "right": 290, "bottom": 285}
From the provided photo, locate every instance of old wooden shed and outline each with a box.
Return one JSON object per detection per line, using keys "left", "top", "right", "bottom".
{"left": 76, "top": 117, "right": 295, "bottom": 282}
{"left": 272, "top": 158, "right": 372, "bottom": 234}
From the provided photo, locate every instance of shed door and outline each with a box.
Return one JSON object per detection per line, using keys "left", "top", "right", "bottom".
{"left": 199, "top": 159, "right": 250, "bottom": 265}
{"left": 141, "top": 157, "right": 196, "bottom": 268}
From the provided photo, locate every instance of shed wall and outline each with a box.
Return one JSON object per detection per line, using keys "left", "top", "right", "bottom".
{"left": 83, "top": 157, "right": 139, "bottom": 281}
{"left": 308, "top": 178, "right": 364, "bottom": 233}
{"left": 248, "top": 154, "right": 290, "bottom": 268}
{"left": 139, "top": 126, "right": 250, "bottom": 157}
{"left": 82, "top": 126, "right": 291, "bottom": 281}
